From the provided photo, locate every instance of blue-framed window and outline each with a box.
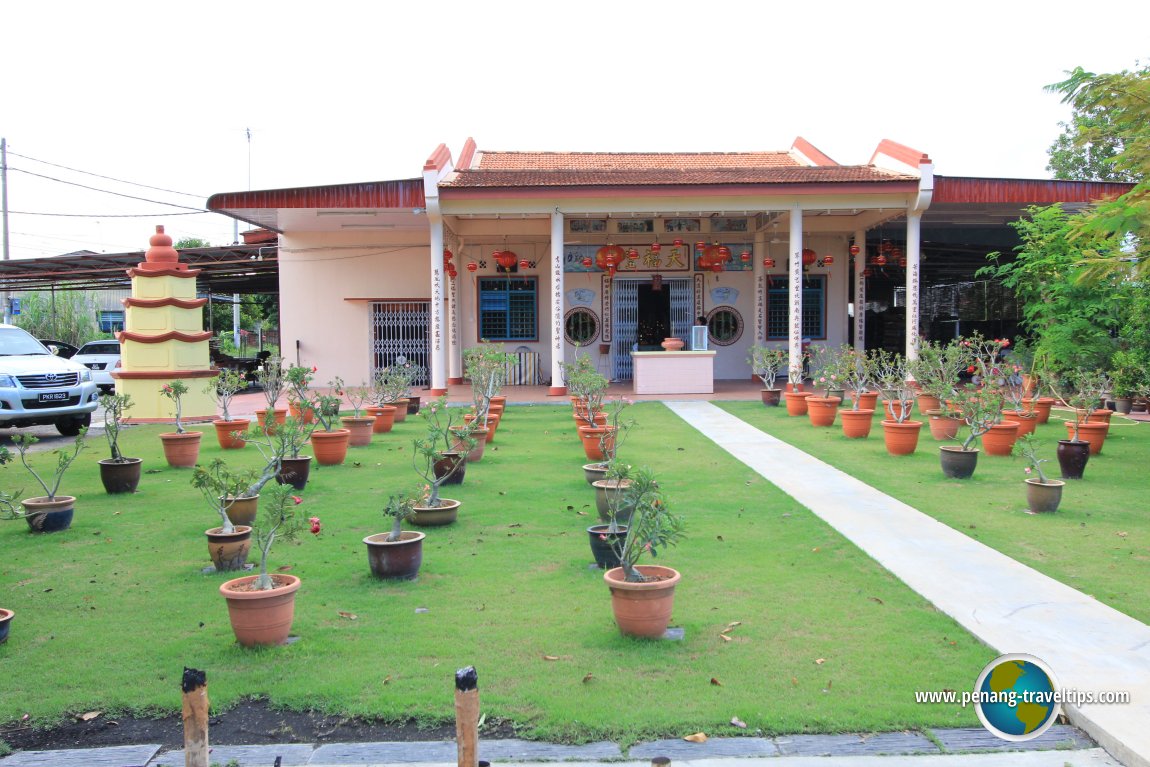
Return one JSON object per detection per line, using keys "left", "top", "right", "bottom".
{"left": 766, "top": 275, "right": 826, "bottom": 340}
{"left": 98, "top": 310, "right": 125, "bottom": 333}
{"left": 478, "top": 277, "right": 537, "bottom": 341}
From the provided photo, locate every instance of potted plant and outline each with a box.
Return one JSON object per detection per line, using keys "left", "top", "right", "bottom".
{"left": 411, "top": 396, "right": 472, "bottom": 525}
{"left": 783, "top": 352, "right": 810, "bottom": 416}
{"left": 563, "top": 349, "right": 609, "bottom": 429}
{"left": 192, "top": 459, "right": 255, "bottom": 571}
{"left": 218, "top": 486, "right": 320, "bottom": 647}
{"left": 602, "top": 466, "right": 686, "bottom": 638}
{"left": 1015, "top": 434, "right": 1065, "bottom": 514}
{"left": 207, "top": 369, "right": 251, "bottom": 449}
{"left": 97, "top": 392, "right": 143, "bottom": 493}
{"left": 363, "top": 488, "right": 425, "bottom": 580}
{"left": 584, "top": 396, "right": 634, "bottom": 485}
{"left": 297, "top": 372, "right": 350, "bottom": 466}
{"left": 871, "top": 349, "right": 922, "bottom": 455}
{"left": 158, "top": 380, "right": 203, "bottom": 467}
{"left": 588, "top": 457, "right": 636, "bottom": 568}
{"left": 285, "top": 365, "right": 317, "bottom": 423}
{"left": 1049, "top": 370, "right": 1107, "bottom": 477}
{"left": 2, "top": 431, "right": 87, "bottom": 533}
{"left": 1109, "top": 350, "right": 1145, "bottom": 415}
{"left": 270, "top": 415, "right": 317, "bottom": 490}
{"left": 463, "top": 341, "right": 512, "bottom": 439}
{"left": 338, "top": 379, "right": 376, "bottom": 447}
{"left": 910, "top": 338, "right": 965, "bottom": 417}
{"left": 255, "top": 356, "right": 288, "bottom": 432}
{"left": 399, "top": 360, "right": 425, "bottom": 415}
{"left": 806, "top": 344, "right": 849, "bottom": 427}
{"left": 747, "top": 343, "right": 788, "bottom": 406}
{"left": 367, "top": 366, "right": 406, "bottom": 433}
{"left": 839, "top": 347, "right": 876, "bottom": 438}
{"left": 938, "top": 385, "right": 1001, "bottom": 479}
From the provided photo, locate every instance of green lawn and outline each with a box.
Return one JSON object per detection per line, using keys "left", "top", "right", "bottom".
{"left": 2, "top": 403, "right": 995, "bottom": 744}
{"left": 719, "top": 400, "right": 1150, "bottom": 624}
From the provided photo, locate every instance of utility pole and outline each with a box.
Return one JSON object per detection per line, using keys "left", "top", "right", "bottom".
{"left": 2, "top": 137, "right": 11, "bottom": 325}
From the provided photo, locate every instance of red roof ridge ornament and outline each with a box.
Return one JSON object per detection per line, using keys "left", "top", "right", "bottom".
{"left": 139, "top": 225, "right": 188, "bottom": 272}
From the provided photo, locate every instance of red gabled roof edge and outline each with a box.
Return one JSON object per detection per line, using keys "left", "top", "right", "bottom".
{"left": 933, "top": 176, "right": 1134, "bottom": 205}
{"left": 424, "top": 143, "right": 453, "bottom": 172}
{"left": 456, "top": 138, "right": 478, "bottom": 170}
{"left": 870, "top": 139, "right": 932, "bottom": 168}
{"left": 206, "top": 179, "right": 425, "bottom": 212}
{"left": 791, "top": 137, "right": 838, "bottom": 166}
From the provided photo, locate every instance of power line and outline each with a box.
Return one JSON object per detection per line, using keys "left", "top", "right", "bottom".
{"left": 10, "top": 210, "right": 208, "bottom": 218}
{"left": 6, "top": 149, "right": 206, "bottom": 198}
{"left": 8, "top": 167, "right": 209, "bottom": 211}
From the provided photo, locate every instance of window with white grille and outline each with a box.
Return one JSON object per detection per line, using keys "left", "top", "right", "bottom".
{"left": 478, "top": 278, "right": 537, "bottom": 341}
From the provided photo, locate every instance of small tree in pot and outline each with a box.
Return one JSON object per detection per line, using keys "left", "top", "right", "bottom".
{"left": 464, "top": 340, "right": 512, "bottom": 429}
{"left": 98, "top": 392, "right": 142, "bottom": 493}
{"left": 158, "top": 380, "right": 203, "bottom": 467}
{"left": 411, "top": 396, "right": 474, "bottom": 525}
{"left": 341, "top": 381, "right": 376, "bottom": 446}
{"left": 206, "top": 369, "right": 251, "bottom": 449}
{"left": 747, "top": 343, "right": 788, "bottom": 406}
{"left": 1048, "top": 369, "right": 1110, "bottom": 476}
{"left": 192, "top": 458, "right": 255, "bottom": 572}
{"left": 364, "top": 488, "right": 426, "bottom": 580}
{"left": 1015, "top": 433, "right": 1065, "bottom": 513}
{"left": 256, "top": 355, "right": 288, "bottom": 430}
{"left": 871, "top": 349, "right": 923, "bottom": 455}
{"left": 2, "top": 431, "right": 87, "bottom": 532}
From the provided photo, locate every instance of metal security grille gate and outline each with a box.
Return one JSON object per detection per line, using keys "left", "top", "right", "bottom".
{"left": 610, "top": 278, "right": 693, "bottom": 381}
{"left": 370, "top": 301, "right": 431, "bottom": 386}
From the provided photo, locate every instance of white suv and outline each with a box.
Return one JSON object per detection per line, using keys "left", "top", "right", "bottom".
{"left": 0, "top": 324, "right": 100, "bottom": 435}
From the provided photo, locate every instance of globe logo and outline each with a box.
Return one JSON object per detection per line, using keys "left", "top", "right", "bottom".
{"left": 974, "top": 653, "right": 1061, "bottom": 741}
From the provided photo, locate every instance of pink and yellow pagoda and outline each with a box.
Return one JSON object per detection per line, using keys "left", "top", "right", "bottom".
{"left": 112, "top": 226, "right": 217, "bottom": 422}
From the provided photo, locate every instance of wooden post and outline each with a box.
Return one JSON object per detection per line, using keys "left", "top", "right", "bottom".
{"left": 454, "top": 666, "right": 479, "bottom": 767}
{"left": 181, "top": 667, "right": 209, "bottom": 767}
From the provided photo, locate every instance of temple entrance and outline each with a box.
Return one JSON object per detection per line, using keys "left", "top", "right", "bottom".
{"left": 610, "top": 277, "right": 693, "bottom": 380}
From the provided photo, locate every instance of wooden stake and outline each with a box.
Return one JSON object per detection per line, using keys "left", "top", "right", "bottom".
{"left": 454, "top": 666, "right": 479, "bottom": 767}
{"left": 181, "top": 667, "right": 209, "bottom": 767}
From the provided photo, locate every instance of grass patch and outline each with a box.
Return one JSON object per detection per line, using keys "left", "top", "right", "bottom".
{"left": 0, "top": 403, "right": 990, "bottom": 742}
{"left": 719, "top": 401, "right": 1150, "bottom": 624}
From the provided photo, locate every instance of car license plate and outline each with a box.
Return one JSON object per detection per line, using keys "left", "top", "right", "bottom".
{"left": 38, "top": 391, "right": 70, "bottom": 402}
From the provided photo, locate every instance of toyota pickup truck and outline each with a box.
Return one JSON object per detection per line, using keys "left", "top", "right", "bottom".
{"left": 0, "top": 324, "right": 100, "bottom": 435}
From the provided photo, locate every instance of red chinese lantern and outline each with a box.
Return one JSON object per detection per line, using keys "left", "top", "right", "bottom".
{"left": 801, "top": 248, "right": 817, "bottom": 267}
{"left": 626, "top": 248, "right": 639, "bottom": 260}
{"left": 739, "top": 250, "right": 751, "bottom": 262}
{"left": 874, "top": 253, "right": 888, "bottom": 267}
{"left": 881, "top": 240, "right": 894, "bottom": 255}
{"left": 443, "top": 248, "right": 453, "bottom": 262}
{"left": 650, "top": 241, "right": 662, "bottom": 253}
{"left": 672, "top": 238, "right": 684, "bottom": 247}
{"left": 607, "top": 266, "right": 617, "bottom": 278}
{"left": 494, "top": 250, "right": 518, "bottom": 270}
{"left": 898, "top": 256, "right": 907, "bottom": 268}
{"left": 518, "top": 259, "right": 530, "bottom": 270}
{"left": 695, "top": 241, "right": 707, "bottom": 252}
{"left": 863, "top": 268, "right": 873, "bottom": 278}
{"left": 711, "top": 262, "right": 723, "bottom": 273}
{"left": 651, "top": 273, "right": 663, "bottom": 291}
{"left": 763, "top": 257, "right": 776, "bottom": 268}
{"left": 595, "top": 244, "right": 625, "bottom": 271}
{"left": 581, "top": 256, "right": 593, "bottom": 268}
{"left": 447, "top": 265, "right": 458, "bottom": 278}
{"left": 849, "top": 244, "right": 861, "bottom": 257}
{"left": 822, "top": 255, "right": 834, "bottom": 265}
{"left": 892, "top": 247, "right": 904, "bottom": 259}
{"left": 466, "top": 261, "right": 478, "bottom": 273}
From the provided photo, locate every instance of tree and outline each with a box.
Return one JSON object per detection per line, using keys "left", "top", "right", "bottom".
{"left": 13, "top": 290, "right": 103, "bottom": 346}
{"left": 1047, "top": 108, "right": 1138, "bottom": 182}
{"left": 1046, "top": 64, "right": 1150, "bottom": 282}
{"left": 979, "top": 205, "right": 1126, "bottom": 375}
{"left": 175, "top": 237, "right": 211, "bottom": 249}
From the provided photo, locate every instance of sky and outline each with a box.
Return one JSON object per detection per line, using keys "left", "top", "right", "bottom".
{"left": 2, "top": 0, "right": 1147, "bottom": 260}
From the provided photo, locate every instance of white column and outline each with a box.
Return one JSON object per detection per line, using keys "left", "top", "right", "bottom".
{"left": 549, "top": 211, "right": 566, "bottom": 395}
{"left": 853, "top": 228, "right": 867, "bottom": 352}
{"left": 428, "top": 216, "right": 447, "bottom": 394}
{"left": 447, "top": 262, "right": 461, "bottom": 384}
{"left": 905, "top": 212, "right": 922, "bottom": 362}
{"left": 753, "top": 229, "right": 766, "bottom": 343}
{"left": 788, "top": 206, "right": 804, "bottom": 382}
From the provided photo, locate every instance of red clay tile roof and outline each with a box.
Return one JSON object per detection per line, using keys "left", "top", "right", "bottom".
{"left": 444, "top": 151, "right": 914, "bottom": 188}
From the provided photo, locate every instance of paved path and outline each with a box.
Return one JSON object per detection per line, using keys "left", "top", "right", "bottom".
{"left": 664, "top": 401, "right": 1150, "bottom": 767}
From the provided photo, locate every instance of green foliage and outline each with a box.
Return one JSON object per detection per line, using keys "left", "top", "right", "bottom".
{"left": 979, "top": 204, "right": 1124, "bottom": 374}
{"left": 869, "top": 349, "right": 914, "bottom": 423}
{"left": 561, "top": 347, "right": 609, "bottom": 426}
{"left": 908, "top": 339, "right": 967, "bottom": 401}
{"left": 1047, "top": 106, "right": 1137, "bottom": 182}
{"left": 1013, "top": 433, "right": 1051, "bottom": 484}
{"left": 464, "top": 340, "right": 513, "bottom": 420}
{"left": 205, "top": 369, "right": 247, "bottom": 421}
{"left": 607, "top": 465, "right": 685, "bottom": 582}
{"left": 746, "top": 343, "right": 788, "bottom": 389}
{"left": 159, "top": 380, "right": 189, "bottom": 433}
{"left": 190, "top": 458, "right": 254, "bottom": 534}
{"left": 9, "top": 431, "right": 87, "bottom": 501}
{"left": 99, "top": 392, "right": 134, "bottom": 462}
{"left": 381, "top": 488, "right": 421, "bottom": 541}
{"left": 257, "top": 356, "right": 287, "bottom": 409}
{"left": 1046, "top": 64, "right": 1150, "bottom": 283}
{"left": 12, "top": 289, "right": 103, "bottom": 347}
{"left": 412, "top": 395, "right": 472, "bottom": 506}
{"left": 808, "top": 344, "right": 852, "bottom": 397}
{"left": 250, "top": 485, "right": 316, "bottom": 590}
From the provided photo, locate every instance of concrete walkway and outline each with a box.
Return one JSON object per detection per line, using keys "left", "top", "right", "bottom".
{"left": 664, "top": 401, "right": 1150, "bottom": 767}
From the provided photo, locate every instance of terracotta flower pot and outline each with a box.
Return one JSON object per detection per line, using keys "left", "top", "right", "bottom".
{"left": 881, "top": 420, "right": 923, "bottom": 455}
{"left": 760, "top": 389, "right": 782, "bottom": 407}
{"left": 213, "top": 418, "right": 250, "bottom": 449}
{"left": 224, "top": 495, "right": 259, "bottom": 527}
{"left": 573, "top": 410, "right": 608, "bottom": 428}
{"left": 205, "top": 525, "right": 252, "bottom": 572}
{"left": 392, "top": 399, "right": 410, "bottom": 422}
{"left": 981, "top": 421, "right": 1020, "bottom": 456}
{"left": 839, "top": 408, "right": 875, "bottom": 439}
{"left": 0, "top": 607, "right": 12, "bottom": 645}
{"left": 916, "top": 393, "right": 942, "bottom": 416}
{"left": 411, "top": 498, "right": 461, "bottom": 527}
{"left": 311, "top": 428, "right": 351, "bottom": 465}
{"left": 276, "top": 456, "right": 312, "bottom": 490}
{"left": 450, "top": 426, "right": 488, "bottom": 462}
{"left": 1083, "top": 409, "right": 1113, "bottom": 424}
{"left": 159, "top": 431, "right": 202, "bottom": 468}
{"left": 1067, "top": 421, "right": 1109, "bottom": 455}
{"left": 288, "top": 402, "right": 315, "bottom": 424}
{"left": 925, "top": 410, "right": 963, "bottom": 441}
{"left": 1002, "top": 410, "right": 1037, "bottom": 436}
{"left": 853, "top": 391, "right": 880, "bottom": 411}
{"left": 219, "top": 574, "right": 301, "bottom": 647}
{"left": 661, "top": 337, "right": 685, "bottom": 351}
{"left": 20, "top": 496, "right": 75, "bottom": 533}
{"left": 98, "top": 457, "right": 142, "bottom": 494}
{"left": 464, "top": 412, "right": 501, "bottom": 443}
{"left": 341, "top": 416, "right": 376, "bottom": 446}
{"left": 578, "top": 425, "right": 616, "bottom": 462}
{"left": 604, "top": 565, "right": 681, "bottom": 639}
{"left": 1025, "top": 478, "right": 1065, "bottom": 513}
{"left": 1025, "top": 397, "right": 1055, "bottom": 424}
{"left": 366, "top": 405, "right": 397, "bottom": 433}
{"left": 784, "top": 391, "right": 811, "bottom": 416}
{"left": 806, "top": 396, "right": 841, "bottom": 427}
{"left": 364, "top": 531, "right": 425, "bottom": 580}
{"left": 255, "top": 408, "right": 287, "bottom": 434}
{"left": 489, "top": 395, "right": 507, "bottom": 409}
{"left": 939, "top": 446, "right": 979, "bottom": 479}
